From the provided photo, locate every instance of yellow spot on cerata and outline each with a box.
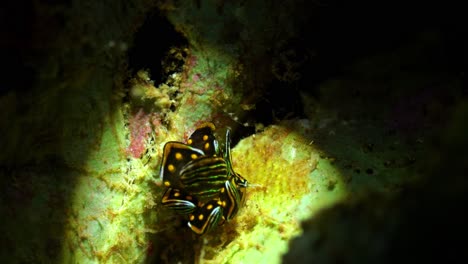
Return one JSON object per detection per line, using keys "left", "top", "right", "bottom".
{"left": 198, "top": 214, "right": 204, "bottom": 221}
{"left": 217, "top": 200, "right": 222, "bottom": 205}
{"left": 168, "top": 164, "right": 175, "bottom": 172}
{"left": 191, "top": 154, "right": 198, "bottom": 159}
{"left": 204, "top": 142, "right": 210, "bottom": 150}
{"left": 174, "top": 192, "right": 180, "bottom": 197}
{"left": 164, "top": 181, "right": 170, "bottom": 187}
{"left": 188, "top": 139, "right": 193, "bottom": 145}
{"left": 220, "top": 188, "right": 225, "bottom": 193}
{"left": 190, "top": 214, "right": 195, "bottom": 221}
{"left": 175, "top": 152, "right": 183, "bottom": 160}
{"left": 207, "top": 204, "right": 213, "bottom": 210}
{"left": 186, "top": 195, "right": 192, "bottom": 200}
{"left": 222, "top": 201, "right": 226, "bottom": 207}
{"left": 203, "top": 135, "right": 209, "bottom": 141}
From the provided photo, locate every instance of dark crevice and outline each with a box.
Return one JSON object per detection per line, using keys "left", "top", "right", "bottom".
{"left": 127, "top": 9, "right": 188, "bottom": 86}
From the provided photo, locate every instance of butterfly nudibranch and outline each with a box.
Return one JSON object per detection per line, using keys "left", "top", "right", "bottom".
{"left": 160, "top": 122, "right": 248, "bottom": 235}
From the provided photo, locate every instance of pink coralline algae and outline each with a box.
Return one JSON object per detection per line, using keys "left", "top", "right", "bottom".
{"left": 127, "top": 109, "right": 152, "bottom": 158}
{"left": 186, "top": 54, "right": 198, "bottom": 69}
{"left": 192, "top": 73, "right": 202, "bottom": 82}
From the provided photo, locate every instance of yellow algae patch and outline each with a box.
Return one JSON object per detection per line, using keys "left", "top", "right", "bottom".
{"left": 195, "top": 123, "right": 347, "bottom": 264}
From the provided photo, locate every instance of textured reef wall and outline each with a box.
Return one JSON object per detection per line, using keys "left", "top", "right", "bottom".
{"left": 1, "top": 0, "right": 466, "bottom": 263}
